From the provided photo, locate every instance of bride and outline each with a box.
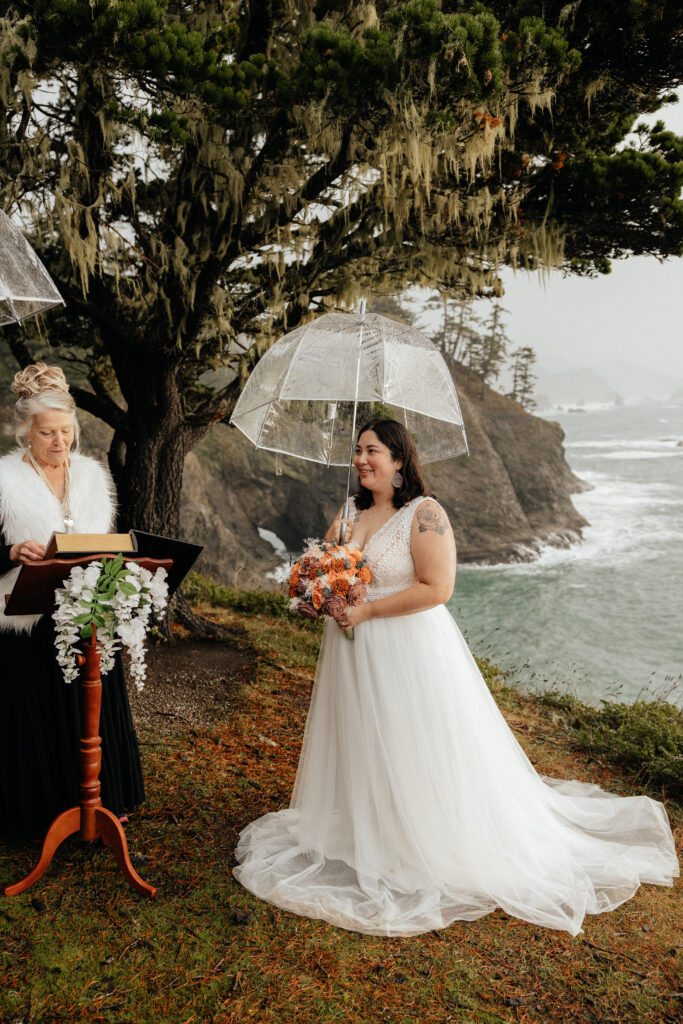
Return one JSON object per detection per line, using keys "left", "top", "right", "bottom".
{"left": 233, "top": 417, "right": 678, "bottom": 936}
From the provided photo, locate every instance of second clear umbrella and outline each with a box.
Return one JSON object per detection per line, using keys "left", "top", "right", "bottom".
{"left": 0, "top": 209, "right": 64, "bottom": 326}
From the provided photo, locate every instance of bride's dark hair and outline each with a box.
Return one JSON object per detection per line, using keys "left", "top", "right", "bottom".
{"left": 354, "top": 417, "right": 431, "bottom": 510}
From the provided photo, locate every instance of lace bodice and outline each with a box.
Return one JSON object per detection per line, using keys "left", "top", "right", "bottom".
{"left": 350, "top": 496, "right": 438, "bottom": 601}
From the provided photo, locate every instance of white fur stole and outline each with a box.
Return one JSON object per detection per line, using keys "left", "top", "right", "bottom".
{"left": 0, "top": 449, "right": 116, "bottom": 634}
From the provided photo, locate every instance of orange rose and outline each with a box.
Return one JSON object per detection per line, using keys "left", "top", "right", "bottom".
{"left": 359, "top": 567, "right": 372, "bottom": 584}
{"left": 311, "top": 589, "right": 323, "bottom": 610}
{"left": 331, "top": 557, "right": 347, "bottom": 573}
{"left": 330, "top": 575, "right": 350, "bottom": 596}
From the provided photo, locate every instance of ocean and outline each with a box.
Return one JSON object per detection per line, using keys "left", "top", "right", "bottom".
{"left": 449, "top": 398, "right": 683, "bottom": 707}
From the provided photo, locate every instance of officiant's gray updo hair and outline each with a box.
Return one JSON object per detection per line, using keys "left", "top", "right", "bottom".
{"left": 10, "top": 362, "right": 80, "bottom": 450}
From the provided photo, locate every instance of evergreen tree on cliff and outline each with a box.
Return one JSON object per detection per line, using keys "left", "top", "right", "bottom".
{"left": 507, "top": 346, "right": 537, "bottom": 409}
{"left": 464, "top": 300, "right": 510, "bottom": 394}
{"left": 0, "top": 0, "right": 682, "bottom": 545}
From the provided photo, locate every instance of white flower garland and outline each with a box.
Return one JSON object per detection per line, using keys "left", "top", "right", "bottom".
{"left": 53, "top": 555, "right": 169, "bottom": 692}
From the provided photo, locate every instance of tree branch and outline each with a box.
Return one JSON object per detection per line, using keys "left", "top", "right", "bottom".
{"left": 5, "top": 330, "right": 35, "bottom": 369}
{"left": 69, "top": 386, "right": 128, "bottom": 432}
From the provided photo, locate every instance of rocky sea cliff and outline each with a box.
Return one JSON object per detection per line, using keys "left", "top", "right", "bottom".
{"left": 180, "top": 363, "right": 588, "bottom": 586}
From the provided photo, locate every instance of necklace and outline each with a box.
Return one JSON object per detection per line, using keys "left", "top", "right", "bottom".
{"left": 28, "top": 451, "right": 74, "bottom": 532}
{"left": 368, "top": 502, "right": 395, "bottom": 515}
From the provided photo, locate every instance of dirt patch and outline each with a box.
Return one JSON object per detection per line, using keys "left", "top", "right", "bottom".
{"left": 128, "top": 636, "right": 256, "bottom": 736}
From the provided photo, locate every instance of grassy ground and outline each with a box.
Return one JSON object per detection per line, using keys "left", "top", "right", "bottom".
{"left": 1, "top": 601, "right": 681, "bottom": 1024}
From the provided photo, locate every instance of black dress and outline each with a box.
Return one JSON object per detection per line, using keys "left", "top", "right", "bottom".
{"left": 0, "top": 537, "right": 145, "bottom": 841}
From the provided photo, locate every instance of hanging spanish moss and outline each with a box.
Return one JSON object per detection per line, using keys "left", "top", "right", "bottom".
{"left": 0, "top": 1, "right": 680, "bottom": 537}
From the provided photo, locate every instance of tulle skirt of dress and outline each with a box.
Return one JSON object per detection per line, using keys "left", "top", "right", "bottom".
{"left": 233, "top": 607, "right": 679, "bottom": 936}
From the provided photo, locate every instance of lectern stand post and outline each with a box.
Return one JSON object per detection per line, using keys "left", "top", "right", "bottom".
{"left": 5, "top": 628, "right": 156, "bottom": 898}
{"left": 3, "top": 554, "right": 172, "bottom": 900}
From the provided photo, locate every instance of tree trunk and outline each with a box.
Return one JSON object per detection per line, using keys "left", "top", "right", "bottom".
{"left": 107, "top": 349, "right": 198, "bottom": 530}
{"left": 113, "top": 425, "right": 187, "bottom": 537}
{"left": 108, "top": 357, "right": 230, "bottom": 639}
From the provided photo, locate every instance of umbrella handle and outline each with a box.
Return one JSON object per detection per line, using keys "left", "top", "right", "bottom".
{"left": 338, "top": 499, "right": 350, "bottom": 545}
{"left": 338, "top": 299, "right": 365, "bottom": 548}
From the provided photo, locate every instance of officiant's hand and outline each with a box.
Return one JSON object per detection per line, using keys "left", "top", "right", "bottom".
{"left": 10, "top": 540, "right": 46, "bottom": 564}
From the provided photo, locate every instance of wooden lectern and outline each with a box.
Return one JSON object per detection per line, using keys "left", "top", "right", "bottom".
{"left": 3, "top": 554, "right": 172, "bottom": 900}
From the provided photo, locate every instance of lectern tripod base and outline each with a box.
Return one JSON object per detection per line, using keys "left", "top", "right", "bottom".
{"left": 4, "top": 627, "right": 157, "bottom": 900}
{"left": 4, "top": 806, "right": 156, "bottom": 898}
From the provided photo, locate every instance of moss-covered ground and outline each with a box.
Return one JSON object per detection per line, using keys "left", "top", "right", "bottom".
{"left": 1, "top": 599, "right": 680, "bottom": 1024}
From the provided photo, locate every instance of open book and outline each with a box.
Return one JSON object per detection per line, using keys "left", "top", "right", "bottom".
{"left": 45, "top": 533, "right": 136, "bottom": 558}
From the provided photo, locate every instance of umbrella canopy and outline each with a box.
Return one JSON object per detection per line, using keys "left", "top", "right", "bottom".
{"left": 230, "top": 310, "right": 468, "bottom": 467}
{"left": 0, "top": 209, "right": 64, "bottom": 326}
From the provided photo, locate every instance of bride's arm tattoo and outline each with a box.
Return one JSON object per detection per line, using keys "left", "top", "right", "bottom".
{"left": 416, "top": 503, "right": 449, "bottom": 535}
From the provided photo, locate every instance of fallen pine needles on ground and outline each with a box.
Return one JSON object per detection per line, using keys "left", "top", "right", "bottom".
{"left": 0, "top": 592, "right": 680, "bottom": 1024}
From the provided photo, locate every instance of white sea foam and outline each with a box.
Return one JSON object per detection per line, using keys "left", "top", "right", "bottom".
{"left": 258, "top": 527, "right": 292, "bottom": 582}
{"left": 592, "top": 450, "right": 682, "bottom": 460}
{"left": 463, "top": 475, "right": 681, "bottom": 577}
{"left": 567, "top": 438, "right": 682, "bottom": 449}
{"left": 257, "top": 526, "right": 289, "bottom": 559}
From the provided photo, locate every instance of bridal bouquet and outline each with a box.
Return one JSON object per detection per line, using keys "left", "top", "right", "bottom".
{"left": 289, "top": 540, "right": 372, "bottom": 636}
{"left": 53, "top": 554, "right": 169, "bottom": 691}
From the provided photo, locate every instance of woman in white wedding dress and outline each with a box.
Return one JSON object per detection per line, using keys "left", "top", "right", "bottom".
{"left": 233, "top": 418, "right": 679, "bottom": 937}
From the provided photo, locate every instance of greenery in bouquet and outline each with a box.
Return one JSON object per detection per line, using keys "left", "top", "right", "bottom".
{"left": 289, "top": 541, "right": 372, "bottom": 629}
{"left": 53, "top": 554, "right": 169, "bottom": 691}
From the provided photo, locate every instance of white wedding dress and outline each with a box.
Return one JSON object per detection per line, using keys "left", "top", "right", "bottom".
{"left": 233, "top": 497, "right": 679, "bottom": 936}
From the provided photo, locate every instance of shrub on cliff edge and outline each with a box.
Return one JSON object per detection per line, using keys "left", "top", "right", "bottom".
{"left": 540, "top": 692, "right": 682, "bottom": 801}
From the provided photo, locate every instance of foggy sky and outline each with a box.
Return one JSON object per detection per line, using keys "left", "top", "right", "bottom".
{"left": 499, "top": 93, "right": 683, "bottom": 380}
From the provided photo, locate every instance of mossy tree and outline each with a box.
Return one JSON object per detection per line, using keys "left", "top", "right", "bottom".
{"left": 0, "top": 0, "right": 682, "bottom": 542}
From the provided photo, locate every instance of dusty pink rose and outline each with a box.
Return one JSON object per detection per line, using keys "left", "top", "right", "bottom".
{"left": 346, "top": 582, "right": 367, "bottom": 606}
{"left": 297, "top": 600, "right": 320, "bottom": 620}
{"left": 298, "top": 556, "right": 322, "bottom": 580}
{"left": 295, "top": 579, "right": 308, "bottom": 597}
{"left": 322, "top": 594, "right": 345, "bottom": 619}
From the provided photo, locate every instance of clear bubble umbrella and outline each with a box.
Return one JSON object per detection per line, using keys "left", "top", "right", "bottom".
{"left": 230, "top": 302, "right": 469, "bottom": 538}
{"left": 0, "top": 209, "right": 64, "bottom": 326}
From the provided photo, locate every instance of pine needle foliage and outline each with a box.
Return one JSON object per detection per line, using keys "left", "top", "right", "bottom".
{"left": 0, "top": 1, "right": 681, "bottom": 537}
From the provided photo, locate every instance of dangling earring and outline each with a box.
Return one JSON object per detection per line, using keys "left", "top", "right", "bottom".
{"left": 392, "top": 469, "right": 403, "bottom": 488}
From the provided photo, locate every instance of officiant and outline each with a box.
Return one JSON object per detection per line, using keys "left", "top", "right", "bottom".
{"left": 0, "top": 362, "right": 144, "bottom": 841}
